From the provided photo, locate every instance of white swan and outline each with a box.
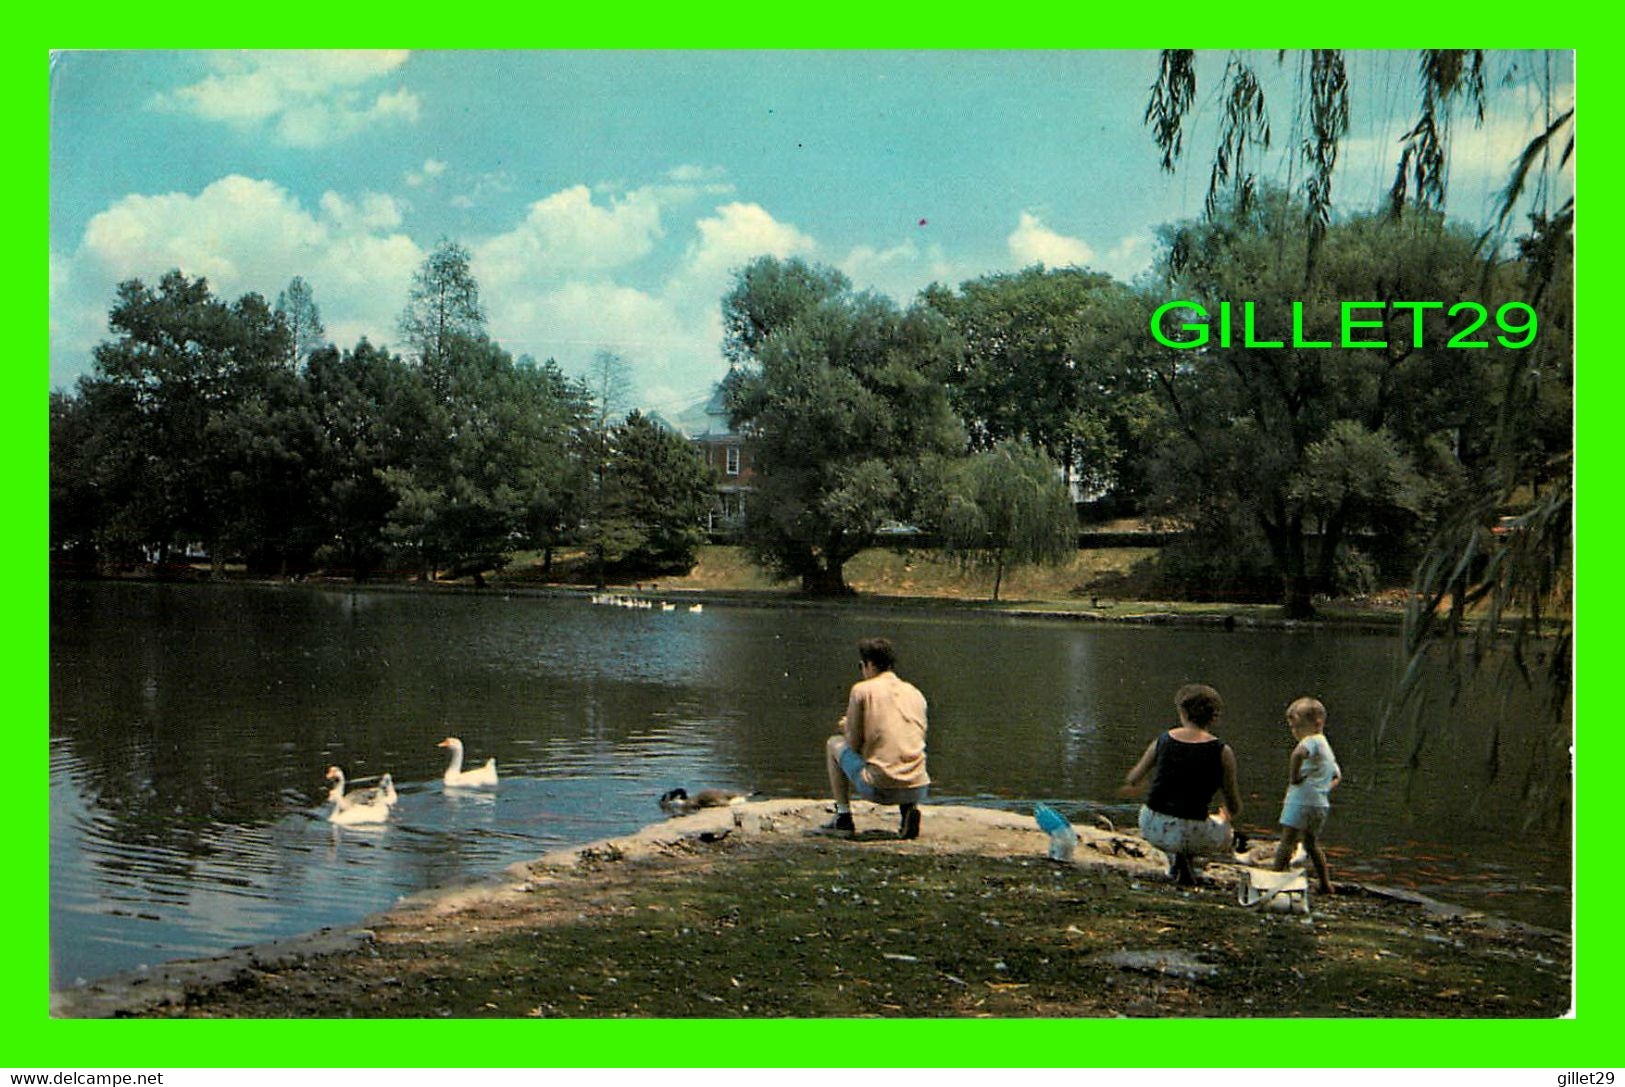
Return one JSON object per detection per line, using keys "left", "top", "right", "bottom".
{"left": 325, "top": 766, "right": 392, "bottom": 824}
{"left": 438, "top": 737, "right": 499, "bottom": 788}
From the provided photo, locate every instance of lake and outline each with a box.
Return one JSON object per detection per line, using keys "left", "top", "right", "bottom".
{"left": 49, "top": 580, "right": 1571, "bottom": 987}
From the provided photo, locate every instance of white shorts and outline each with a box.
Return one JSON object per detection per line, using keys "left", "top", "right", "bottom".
{"left": 1138, "top": 805, "right": 1234, "bottom": 857}
{"left": 1279, "top": 798, "right": 1329, "bottom": 834}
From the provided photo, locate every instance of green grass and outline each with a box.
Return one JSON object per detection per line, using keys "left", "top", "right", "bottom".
{"left": 148, "top": 840, "right": 1568, "bottom": 1019}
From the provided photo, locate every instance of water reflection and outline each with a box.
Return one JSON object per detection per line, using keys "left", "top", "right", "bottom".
{"left": 50, "top": 581, "right": 1570, "bottom": 987}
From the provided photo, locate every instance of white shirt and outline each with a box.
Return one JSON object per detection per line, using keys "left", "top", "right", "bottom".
{"left": 1284, "top": 732, "right": 1339, "bottom": 809}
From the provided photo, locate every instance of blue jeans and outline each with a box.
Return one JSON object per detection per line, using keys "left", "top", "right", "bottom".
{"left": 837, "top": 743, "right": 928, "bottom": 806}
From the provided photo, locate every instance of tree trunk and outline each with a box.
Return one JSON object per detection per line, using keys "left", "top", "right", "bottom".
{"left": 801, "top": 561, "right": 852, "bottom": 596}
{"left": 1282, "top": 574, "right": 1317, "bottom": 620}
{"left": 1261, "top": 509, "right": 1316, "bottom": 619}
{"left": 992, "top": 552, "right": 1005, "bottom": 602}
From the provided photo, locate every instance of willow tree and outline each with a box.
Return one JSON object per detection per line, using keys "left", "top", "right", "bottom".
{"left": 942, "top": 442, "right": 1077, "bottom": 602}
{"left": 1145, "top": 49, "right": 1573, "bottom": 819}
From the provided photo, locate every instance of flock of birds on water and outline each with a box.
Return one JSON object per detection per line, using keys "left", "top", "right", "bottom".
{"left": 324, "top": 737, "right": 751, "bottom": 827}
{"left": 323, "top": 736, "right": 500, "bottom": 825}
{"left": 322, "top": 595, "right": 713, "bottom": 826}
{"left": 590, "top": 593, "right": 702, "bottom": 612}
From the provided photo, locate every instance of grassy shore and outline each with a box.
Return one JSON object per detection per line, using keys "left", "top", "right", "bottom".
{"left": 494, "top": 545, "right": 1411, "bottom": 628}
{"left": 57, "top": 802, "right": 1569, "bottom": 1019}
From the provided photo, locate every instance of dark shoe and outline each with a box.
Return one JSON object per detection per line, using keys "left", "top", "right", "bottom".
{"left": 898, "top": 804, "right": 921, "bottom": 840}
{"left": 821, "top": 812, "right": 855, "bottom": 837}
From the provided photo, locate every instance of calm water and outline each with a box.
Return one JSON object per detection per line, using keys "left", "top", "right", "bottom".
{"left": 49, "top": 581, "right": 1571, "bottom": 987}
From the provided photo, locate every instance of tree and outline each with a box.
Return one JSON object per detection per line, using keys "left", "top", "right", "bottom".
{"left": 49, "top": 391, "right": 102, "bottom": 570}
{"left": 941, "top": 442, "right": 1078, "bottom": 601}
{"left": 303, "top": 338, "right": 430, "bottom": 579}
{"left": 77, "top": 270, "right": 293, "bottom": 573}
{"left": 727, "top": 260, "right": 965, "bottom": 594}
{"left": 274, "top": 276, "right": 326, "bottom": 364}
{"left": 580, "top": 350, "right": 637, "bottom": 586}
{"left": 1142, "top": 50, "right": 1574, "bottom": 805}
{"left": 379, "top": 337, "right": 583, "bottom": 586}
{"left": 925, "top": 265, "right": 1163, "bottom": 501}
{"left": 721, "top": 255, "right": 850, "bottom": 366}
{"left": 608, "top": 411, "right": 717, "bottom": 572}
{"left": 1391, "top": 212, "right": 1572, "bottom": 827}
{"left": 1141, "top": 191, "right": 1505, "bottom": 618}
{"left": 399, "top": 238, "right": 486, "bottom": 371}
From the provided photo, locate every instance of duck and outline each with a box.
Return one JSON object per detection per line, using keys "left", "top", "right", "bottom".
{"left": 324, "top": 766, "right": 392, "bottom": 825}
{"left": 658, "top": 787, "right": 755, "bottom": 815}
{"left": 688, "top": 604, "right": 703, "bottom": 614}
{"left": 438, "top": 737, "right": 499, "bottom": 788}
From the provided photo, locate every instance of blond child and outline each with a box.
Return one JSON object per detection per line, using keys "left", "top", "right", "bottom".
{"left": 1273, "top": 696, "right": 1341, "bottom": 894}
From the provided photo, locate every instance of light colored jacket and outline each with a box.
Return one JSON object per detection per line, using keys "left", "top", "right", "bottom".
{"left": 845, "top": 671, "right": 930, "bottom": 789}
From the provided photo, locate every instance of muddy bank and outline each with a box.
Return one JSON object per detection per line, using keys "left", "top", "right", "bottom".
{"left": 51, "top": 800, "right": 1570, "bottom": 1019}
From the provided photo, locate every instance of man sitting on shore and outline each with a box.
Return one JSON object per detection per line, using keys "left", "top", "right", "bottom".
{"left": 823, "top": 637, "right": 930, "bottom": 839}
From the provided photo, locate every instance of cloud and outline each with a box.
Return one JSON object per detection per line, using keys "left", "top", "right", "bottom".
{"left": 475, "top": 185, "right": 666, "bottom": 286}
{"left": 668, "top": 201, "right": 817, "bottom": 310}
{"left": 490, "top": 280, "right": 704, "bottom": 408}
{"left": 1097, "top": 234, "right": 1155, "bottom": 282}
{"left": 1007, "top": 211, "right": 1097, "bottom": 269}
{"left": 52, "top": 174, "right": 421, "bottom": 387}
{"left": 666, "top": 164, "right": 728, "bottom": 184}
{"left": 405, "top": 158, "right": 448, "bottom": 188}
{"left": 319, "top": 190, "right": 405, "bottom": 232}
{"left": 450, "top": 169, "right": 515, "bottom": 209}
{"left": 53, "top": 166, "right": 829, "bottom": 413}
{"left": 840, "top": 239, "right": 967, "bottom": 304}
{"left": 1333, "top": 78, "right": 1574, "bottom": 220}
{"left": 151, "top": 51, "right": 420, "bottom": 148}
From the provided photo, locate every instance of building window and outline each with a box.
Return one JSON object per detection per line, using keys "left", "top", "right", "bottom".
{"left": 725, "top": 445, "right": 740, "bottom": 475}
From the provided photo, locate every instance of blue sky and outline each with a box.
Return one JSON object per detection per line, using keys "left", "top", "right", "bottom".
{"left": 49, "top": 50, "right": 1574, "bottom": 414}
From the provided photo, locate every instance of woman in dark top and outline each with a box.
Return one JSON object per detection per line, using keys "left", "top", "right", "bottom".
{"left": 1122, "top": 683, "right": 1244, "bottom": 885}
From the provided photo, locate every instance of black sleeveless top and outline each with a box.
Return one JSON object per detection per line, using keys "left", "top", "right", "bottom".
{"left": 1145, "top": 732, "right": 1226, "bottom": 820}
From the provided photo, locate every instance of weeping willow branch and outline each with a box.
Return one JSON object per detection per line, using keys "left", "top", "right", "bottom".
{"left": 1145, "top": 50, "right": 1197, "bottom": 173}
{"left": 1389, "top": 49, "right": 1487, "bottom": 218}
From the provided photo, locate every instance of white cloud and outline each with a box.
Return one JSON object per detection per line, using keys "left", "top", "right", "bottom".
{"left": 478, "top": 195, "right": 817, "bottom": 413}
{"left": 1097, "top": 234, "right": 1155, "bottom": 282}
{"left": 52, "top": 174, "right": 421, "bottom": 387}
{"left": 1333, "top": 78, "right": 1574, "bottom": 221}
{"left": 151, "top": 51, "right": 420, "bottom": 148}
{"left": 666, "top": 164, "right": 727, "bottom": 184}
{"left": 1007, "top": 211, "right": 1097, "bottom": 269}
{"left": 405, "top": 157, "right": 447, "bottom": 188}
{"left": 475, "top": 185, "right": 666, "bottom": 286}
{"left": 840, "top": 238, "right": 967, "bottom": 303}
{"left": 450, "top": 169, "right": 515, "bottom": 209}
{"left": 319, "top": 190, "right": 405, "bottom": 232}
{"left": 668, "top": 201, "right": 817, "bottom": 309}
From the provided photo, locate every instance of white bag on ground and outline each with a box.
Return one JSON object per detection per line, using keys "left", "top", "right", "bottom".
{"left": 1237, "top": 866, "right": 1310, "bottom": 913}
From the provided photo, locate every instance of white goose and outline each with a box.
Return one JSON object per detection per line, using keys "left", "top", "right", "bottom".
{"left": 325, "top": 765, "right": 392, "bottom": 824}
{"left": 438, "top": 737, "right": 499, "bottom": 788}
